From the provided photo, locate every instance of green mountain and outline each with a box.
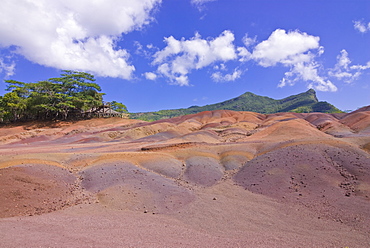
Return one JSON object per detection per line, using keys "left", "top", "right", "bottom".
{"left": 131, "top": 89, "right": 342, "bottom": 121}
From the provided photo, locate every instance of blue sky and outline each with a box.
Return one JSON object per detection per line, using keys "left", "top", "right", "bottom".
{"left": 0, "top": 0, "right": 369, "bottom": 112}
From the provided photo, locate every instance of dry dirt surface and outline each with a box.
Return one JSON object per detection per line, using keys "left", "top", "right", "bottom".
{"left": 1, "top": 109, "right": 370, "bottom": 247}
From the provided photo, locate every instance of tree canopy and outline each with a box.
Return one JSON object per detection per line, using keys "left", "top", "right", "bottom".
{"left": 0, "top": 70, "right": 127, "bottom": 122}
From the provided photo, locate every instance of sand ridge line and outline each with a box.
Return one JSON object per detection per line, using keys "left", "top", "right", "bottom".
{"left": 0, "top": 158, "right": 65, "bottom": 169}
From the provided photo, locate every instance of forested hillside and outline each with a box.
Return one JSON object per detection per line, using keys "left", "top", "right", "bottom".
{"left": 131, "top": 89, "right": 342, "bottom": 121}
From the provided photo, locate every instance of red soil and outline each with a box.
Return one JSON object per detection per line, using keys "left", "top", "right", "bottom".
{"left": 1, "top": 108, "right": 370, "bottom": 247}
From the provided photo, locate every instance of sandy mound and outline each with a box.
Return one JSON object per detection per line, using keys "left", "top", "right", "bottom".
{"left": 1, "top": 108, "right": 370, "bottom": 247}
{"left": 138, "top": 155, "right": 184, "bottom": 178}
{"left": 234, "top": 143, "right": 370, "bottom": 230}
{"left": 341, "top": 111, "right": 370, "bottom": 132}
{"left": 251, "top": 118, "right": 327, "bottom": 140}
{"left": 0, "top": 164, "right": 83, "bottom": 218}
{"left": 303, "top": 112, "right": 355, "bottom": 136}
{"left": 80, "top": 161, "right": 195, "bottom": 214}
{"left": 183, "top": 156, "right": 224, "bottom": 186}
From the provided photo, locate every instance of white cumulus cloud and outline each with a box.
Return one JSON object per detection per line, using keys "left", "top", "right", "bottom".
{"left": 250, "top": 29, "right": 336, "bottom": 92}
{"left": 329, "top": 49, "right": 370, "bottom": 83}
{"left": 252, "top": 29, "right": 320, "bottom": 67}
{"left": 279, "top": 62, "right": 338, "bottom": 92}
{"left": 144, "top": 72, "right": 157, "bottom": 80}
{"left": 0, "top": 58, "right": 15, "bottom": 77}
{"left": 354, "top": 20, "right": 370, "bottom": 33}
{"left": 0, "top": 0, "right": 161, "bottom": 78}
{"left": 151, "top": 28, "right": 340, "bottom": 91}
{"left": 211, "top": 69, "right": 242, "bottom": 82}
{"left": 351, "top": 61, "right": 370, "bottom": 71}
{"left": 242, "top": 34, "right": 257, "bottom": 47}
{"left": 237, "top": 47, "right": 252, "bottom": 62}
{"left": 191, "top": 0, "right": 217, "bottom": 10}
{"left": 153, "top": 30, "right": 237, "bottom": 86}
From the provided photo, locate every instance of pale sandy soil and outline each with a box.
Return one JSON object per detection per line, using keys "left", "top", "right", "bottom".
{"left": 0, "top": 109, "right": 370, "bottom": 247}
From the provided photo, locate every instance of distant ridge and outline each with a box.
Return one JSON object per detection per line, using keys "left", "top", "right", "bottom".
{"left": 131, "top": 89, "right": 342, "bottom": 121}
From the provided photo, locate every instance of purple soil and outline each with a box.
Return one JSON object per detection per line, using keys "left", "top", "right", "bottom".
{"left": 80, "top": 161, "right": 195, "bottom": 213}
{"left": 183, "top": 156, "right": 224, "bottom": 186}
{"left": 234, "top": 143, "right": 370, "bottom": 231}
{"left": 1, "top": 109, "right": 370, "bottom": 247}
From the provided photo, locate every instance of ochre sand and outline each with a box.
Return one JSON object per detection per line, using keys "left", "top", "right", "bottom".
{"left": 0, "top": 109, "right": 369, "bottom": 247}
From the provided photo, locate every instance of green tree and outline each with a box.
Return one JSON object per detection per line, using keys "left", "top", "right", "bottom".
{"left": 1, "top": 70, "right": 127, "bottom": 122}
{"left": 110, "top": 101, "right": 128, "bottom": 113}
{"left": 47, "top": 70, "right": 104, "bottom": 119}
{"left": 49, "top": 71, "right": 104, "bottom": 118}
{"left": 5, "top": 80, "right": 30, "bottom": 98}
{"left": 0, "top": 96, "right": 8, "bottom": 121}
{"left": 2, "top": 91, "right": 27, "bottom": 121}
{"left": 25, "top": 80, "right": 59, "bottom": 119}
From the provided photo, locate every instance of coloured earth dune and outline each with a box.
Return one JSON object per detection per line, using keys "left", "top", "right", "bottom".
{"left": 0, "top": 109, "right": 370, "bottom": 247}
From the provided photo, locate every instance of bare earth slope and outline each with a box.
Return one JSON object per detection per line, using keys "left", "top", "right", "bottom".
{"left": 0, "top": 108, "right": 370, "bottom": 247}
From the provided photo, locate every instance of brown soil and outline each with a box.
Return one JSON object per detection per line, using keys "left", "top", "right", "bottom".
{"left": 1, "top": 109, "right": 370, "bottom": 247}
